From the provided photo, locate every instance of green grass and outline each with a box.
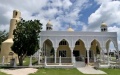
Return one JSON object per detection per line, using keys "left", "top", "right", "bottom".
{"left": 0, "top": 71, "right": 8, "bottom": 75}
{"left": 29, "top": 68, "right": 84, "bottom": 75}
{"left": 101, "top": 68, "right": 120, "bottom": 75}
{"left": 29, "top": 68, "right": 120, "bottom": 75}
{"left": 21, "top": 57, "right": 38, "bottom": 66}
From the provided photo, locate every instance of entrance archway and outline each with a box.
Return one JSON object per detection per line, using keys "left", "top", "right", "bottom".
{"left": 42, "top": 39, "right": 53, "bottom": 57}
{"left": 106, "top": 40, "right": 117, "bottom": 62}
{"left": 42, "top": 39, "right": 54, "bottom": 63}
{"left": 89, "top": 39, "right": 101, "bottom": 62}
{"left": 74, "top": 39, "right": 86, "bottom": 61}
{"left": 57, "top": 39, "right": 71, "bottom": 57}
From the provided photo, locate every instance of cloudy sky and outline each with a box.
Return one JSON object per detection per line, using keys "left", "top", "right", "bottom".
{"left": 0, "top": 0, "right": 120, "bottom": 50}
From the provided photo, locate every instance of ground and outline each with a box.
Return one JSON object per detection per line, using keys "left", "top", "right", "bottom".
{"left": 29, "top": 68, "right": 120, "bottom": 75}
{"left": 0, "top": 68, "right": 120, "bottom": 75}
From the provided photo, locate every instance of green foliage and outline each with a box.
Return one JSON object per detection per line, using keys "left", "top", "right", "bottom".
{"left": 0, "top": 30, "right": 8, "bottom": 51}
{"left": 11, "top": 18, "right": 42, "bottom": 65}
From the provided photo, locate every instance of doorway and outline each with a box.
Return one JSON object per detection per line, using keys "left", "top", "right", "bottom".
{"left": 73, "top": 50, "right": 80, "bottom": 57}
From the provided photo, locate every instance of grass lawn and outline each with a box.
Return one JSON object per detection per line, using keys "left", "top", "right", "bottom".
{"left": 101, "top": 68, "right": 120, "bottom": 75}
{"left": 0, "top": 71, "right": 8, "bottom": 75}
{"left": 29, "top": 68, "right": 120, "bottom": 75}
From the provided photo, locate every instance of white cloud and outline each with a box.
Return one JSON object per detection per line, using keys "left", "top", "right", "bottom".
{"left": 88, "top": 1, "right": 120, "bottom": 30}
{"left": 87, "top": 1, "right": 120, "bottom": 50}
{"left": 0, "top": 0, "right": 90, "bottom": 31}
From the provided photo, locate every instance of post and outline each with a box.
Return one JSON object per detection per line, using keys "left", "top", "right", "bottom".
{"left": 59, "top": 56, "right": 61, "bottom": 65}
{"left": 13, "top": 57, "right": 17, "bottom": 67}
{"left": 45, "top": 56, "right": 47, "bottom": 65}
{"left": 29, "top": 55, "right": 32, "bottom": 67}
{"left": 38, "top": 49, "right": 41, "bottom": 64}
{"left": 54, "top": 50, "right": 57, "bottom": 63}
{"left": 107, "top": 49, "right": 110, "bottom": 65}
{"left": 87, "top": 50, "right": 90, "bottom": 65}
{"left": 2, "top": 56, "right": 5, "bottom": 66}
{"left": 70, "top": 47, "right": 73, "bottom": 63}
{"left": 94, "top": 54, "right": 96, "bottom": 62}
{"left": 115, "top": 46, "right": 120, "bottom": 62}
{"left": 73, "top": 56, "right": 76, "bottom": 66}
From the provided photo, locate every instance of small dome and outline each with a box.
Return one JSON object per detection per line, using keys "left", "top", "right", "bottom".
{"left": 101, "top": 22, "right": 107, "bottom": 27}
{"left": 67, "top": 28, "right": 74, "bottom": 31}
{"left": 46, "top": 20, "right": 52, "bottom": 26}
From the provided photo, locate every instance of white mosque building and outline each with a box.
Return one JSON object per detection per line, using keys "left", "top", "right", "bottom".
{"left": 0, "top": 10, "right": 119, "bottom": 67}
{"left": 38, "top": 20, "right": 119, "bottom": 66}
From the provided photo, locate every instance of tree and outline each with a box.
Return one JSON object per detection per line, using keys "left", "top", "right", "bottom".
{"left": 11, "top": 19, "right": 42, "bottom": 66}
{"left": 0, "top": 30, "right": 8, "bottom": 51}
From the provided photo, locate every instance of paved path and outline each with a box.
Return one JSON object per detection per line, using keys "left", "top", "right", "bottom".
{"left": 0, "top": 68, "right": 38, "bottom": 75}
{"left": 77, "top": 66, "right": 107, "bottom": 74}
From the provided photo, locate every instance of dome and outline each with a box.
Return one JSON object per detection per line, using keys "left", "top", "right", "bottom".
{"left": 46, "top": 20, "right": 52, "bottom": 26}
{"left": 101, "top": 22, "right": 107, "bottom": 27}
{"left": 67, "top": 28, "right": 74, "bottom": 31}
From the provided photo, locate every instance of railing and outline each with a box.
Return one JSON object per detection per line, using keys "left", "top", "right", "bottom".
{"left": 41, "top": 57, "right": 72, "bottom": 63}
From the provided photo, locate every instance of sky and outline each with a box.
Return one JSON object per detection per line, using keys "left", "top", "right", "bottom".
{"left": 0, "top": 0, "right": 120, "bottom": 50}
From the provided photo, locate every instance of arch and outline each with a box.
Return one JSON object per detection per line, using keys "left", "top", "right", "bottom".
{"left": 43, "top": 39, "right": 53, "bottom": 46}
{"left": 106, "top": 39, "right": 116, "bottom": 51}
{"left": 89, "top": 39, "right": 101, "bottom": 58}
{"left": 57, "top": 39, "right": 71, "bottom": 58}
{"left": 41, "top": 38, "right": 54, "bottom": 47}
{"left": 73, "top": 39, "right": 86, "bottom": 58}
{"left": 42, "top": 39, "right": 54, "bottom": 57}
{"left": 89, "top": 38, "right": 101, "bottom": 45}
{"left": 58, "top": 39, "right": 69, "bottom": 46}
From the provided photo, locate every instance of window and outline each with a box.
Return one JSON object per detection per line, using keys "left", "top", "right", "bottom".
{"left": 15, "top": 12, "right": 17, "bottom": 16}
{"left": 59, "top": 50, "right": 66, "bottom": 57}
{"left": 75, "top": 41, "right": 80, "bottom": 45}
{"left": 59, "top": 41, "right": 67, "bottom": 45}
{"left": 104, "top": 28, "right": 106, "bottom": 31}
{"left": 91, "top": 42, "right": 93, "bottom": 45}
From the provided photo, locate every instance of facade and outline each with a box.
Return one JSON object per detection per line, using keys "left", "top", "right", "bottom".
{"left": 38, "top": 20, "right": 119, "bottom": 65}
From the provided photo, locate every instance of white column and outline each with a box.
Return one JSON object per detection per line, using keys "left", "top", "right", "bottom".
{"left": 115, "top": 46, "right": 120, "bottom": 62}
{"left": 54, "top": 49, "right": 57, "bottom": 63}
{"left": 59, "top": 56, "right": 61, "bottom": 65}
{"left": 107, "top": 49, "right": 110, "bottom": 65}
{"left": 94, "top": 54, "right": 96, "bottom": 62}
{"left": 45, "top": 56, "right": 47, "bottom": 65}
{"left": 70, "top": 47, "right": 74, "bottom": 63}
{"left": 38, "top": 48, "right": 41, "bottom": 64}
{"left": 100, "top": 49, "right": 102, "bottom": 62}
{"left": 87, "top": 50, "right": 89, "bottom": 65}
{"left": 29, "top": 55, "right": 32, "bottom": 67}
{"left": 71, "top": 50, "right": 73, "bottom": 63}
{"left": 13, "top": 56, "right": 17, "bottom": 67}
{"left": 2, "top": 56, "right": 5, "bottom": 66}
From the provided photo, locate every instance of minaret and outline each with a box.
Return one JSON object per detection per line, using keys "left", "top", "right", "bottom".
{"left": 46, "top": 20, "right": 53, "bottom": 31}
{"left": 0, "top": 10, "right": 21, "bottom": 62}
{"left": 8, "top": 10, "right": 21, "bottom": 38}
{"left": 101, "top": 22, "right": 108, "bottom": 32}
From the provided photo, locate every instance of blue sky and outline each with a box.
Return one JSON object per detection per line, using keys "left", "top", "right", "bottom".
{"left": 0, "top": 0, "right": 120, "bottom": 50}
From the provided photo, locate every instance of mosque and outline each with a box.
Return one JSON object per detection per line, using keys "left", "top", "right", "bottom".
{"left": 0, "top": 10, "right": 119, "bottom": 66}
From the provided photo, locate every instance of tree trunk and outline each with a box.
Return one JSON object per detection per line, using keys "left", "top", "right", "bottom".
{"left": 18, "top": 56, "right": 23, "bottom": 66}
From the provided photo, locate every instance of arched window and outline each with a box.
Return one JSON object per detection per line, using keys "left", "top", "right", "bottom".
{"left": 75, "top": 41, "right": 80, "bottom": 45}
{"left": 59, "top": 40, "right": 67, "bottom": 45}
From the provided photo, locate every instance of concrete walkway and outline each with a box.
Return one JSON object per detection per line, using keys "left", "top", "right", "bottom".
{"left": 77, "top": 66, "right": 107, "bottom": 74}
{"left": 0, "top": 68, "right": 38, "bottom": 75}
